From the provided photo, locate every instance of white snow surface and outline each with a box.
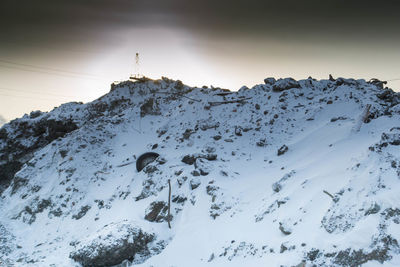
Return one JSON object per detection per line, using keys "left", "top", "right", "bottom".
{"left": 0, "top": 76, "right": 399, "bottom": 267}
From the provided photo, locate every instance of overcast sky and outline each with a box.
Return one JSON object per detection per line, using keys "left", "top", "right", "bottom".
{"left": 1, "top": 0, "right": 399, "bottom": 121}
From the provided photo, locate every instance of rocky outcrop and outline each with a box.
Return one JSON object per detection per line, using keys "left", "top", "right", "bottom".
{"left": 70, "top": 222, "right": 165, "bottom": 267}
{"left": 0, "top": 117, "right": 78, "bottom": 193}
{"left": 272, "top": 78, "right": 301, "bottom": 92}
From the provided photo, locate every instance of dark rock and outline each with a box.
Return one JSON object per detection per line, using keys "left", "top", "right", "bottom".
{"left": 369, "top": 78, "right": 387, "bottom": 89}
{"left": 72, "top": 205, "right": 91, "bottom": 220}
{"left": 307, "top": 249, "right": 320, "bottom": 261}
{"left": 213, "top": 135, "right": 222, "bottom": 141}
{"left": 235, "top": 126, "right": 242, "bottom": 136}
{"left": 182, "top": 129, "right": 195, "bottom": 140}
{"left": 330, "top": 116, "right": 347, "bottom": 122}
{"left": 264, "top": 77, "right": 276, "bottom": 85}
{"left": 140, "top": 98, "right": 161, "bottom": 117}
{"left": 190, "top": 179, "right": 201, "bottom": 190}
{"left": 59, "top": 149, "right": 68, "bottom": 158}
{"left": 277, "top": 145, "right": 289, "bottom": 156}
{"left": 272, "top": 78, "right": 300, "bottom": 92}
{"left": 49, "top": 208, "right": 63, "bottom": 217}
{"left": 181, "top": 153, "right": 217, "bottom": 165}
{"left": 381, "top": 131, "right": 400, "bottom": 146}
{"left": 364, "top": 203, "right": 381, "bottom": 216}
{"left": 280, "top": 243, "right": 288, "bottom": 253}
{"left": 182, "top": 155, "right": 197, "bottom": 165}
{"left": 377, "top": 90, "right": 392, "bottom": 100}
{"left": 29, "top": 110, "right": 42, "bottom": 119}
{"left": 144, "top": 201, "right": 170, "bottom": 223}
{"left": 191, "top": 170, "right": 201, "bottom": 176}
{"left": 272, "top": 182, "right": 282, "bottom": 193}
{"left": 172, "top": 195, "right": 187, "bottom": 204}
{"left": 256, "top": 138, "right": 268, "bottom": 147}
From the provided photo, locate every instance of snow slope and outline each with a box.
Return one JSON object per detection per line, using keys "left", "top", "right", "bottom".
{"left": 0, "top": 76, "right": 399, "bottom": 267}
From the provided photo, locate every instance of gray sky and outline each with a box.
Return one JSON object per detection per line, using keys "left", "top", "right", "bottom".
{"left": 1, "top": 0, "right": 399, "bottom": 121}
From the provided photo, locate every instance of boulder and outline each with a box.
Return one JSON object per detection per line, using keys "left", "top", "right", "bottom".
{"left": 277, "top": 145, "right": 289, "bottom": 156}
{"left": 144, "top": 201, "right": 170, "bottom": 223}
{"left": 194, "top": 158, "right": 213, "bottom": 176}
{"left": 273, "top": 78, "right": 300, "bottom": 92}
{"left": 181, "top": 153, "right": 217, "bottom": 165}
{"left": 70, "top": 222, "right": 163, "bottom": 267}
{"left": 264, "top": 77, "right": 276, "bottom": 85}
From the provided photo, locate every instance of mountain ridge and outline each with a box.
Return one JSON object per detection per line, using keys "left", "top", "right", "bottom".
{"left": 0, "top": 76, "right": 399, "bottom": 266}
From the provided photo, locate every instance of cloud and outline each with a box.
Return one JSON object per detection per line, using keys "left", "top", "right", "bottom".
{"left": 1, "top": 0, "right": 399, "bottom": 50}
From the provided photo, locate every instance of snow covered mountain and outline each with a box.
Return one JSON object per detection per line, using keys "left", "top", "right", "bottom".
{"left": 0, "top": 76, "right": 399, "bottom": 267}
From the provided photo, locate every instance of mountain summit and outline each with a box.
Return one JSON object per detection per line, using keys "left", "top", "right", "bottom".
{"left": 0, "top": 76, "right": 399, "bottom": 266}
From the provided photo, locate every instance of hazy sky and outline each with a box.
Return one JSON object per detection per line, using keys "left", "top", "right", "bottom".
{"left": 1, "top": 0, "right": 400, "bottom": 121}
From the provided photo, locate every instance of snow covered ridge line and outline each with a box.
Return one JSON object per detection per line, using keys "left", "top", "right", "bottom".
{"left": 0, "top": 75, "right": 400, "bottom": 267}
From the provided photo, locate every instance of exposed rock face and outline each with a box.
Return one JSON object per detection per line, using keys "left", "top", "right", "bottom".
{"left": 140, "top": 98, "right": 161, "bottom": 117}
{"left": 0, "top": 117, "right": 78, "bottom": 193}
{"left": 70, "top": 222, "right": 164, "bottom": 267}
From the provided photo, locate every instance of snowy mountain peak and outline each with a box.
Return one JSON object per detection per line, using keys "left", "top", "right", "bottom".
{"left": 0, "top": 76, "right": 399, "bottom": 266}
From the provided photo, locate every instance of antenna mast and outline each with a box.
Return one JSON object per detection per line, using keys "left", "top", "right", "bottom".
{"left": 130, "top": 52, "right": 147, "bottom": 81}
{"left": 135, "top": 52, "right": 140, "bottom": 78}
{"left": 130, "top": 52, "right": 141, "bottom": 80}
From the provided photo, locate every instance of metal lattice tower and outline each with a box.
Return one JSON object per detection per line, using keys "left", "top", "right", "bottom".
{"left": 130, "top": 52, "right": 141, "bottom": 80}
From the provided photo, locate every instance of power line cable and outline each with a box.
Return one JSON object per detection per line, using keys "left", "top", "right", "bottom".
{"left": 0, "top": 64, "right": 104, "bottom": 80}
{"left": 0, "top": 87, "right": 74, "bottom": 99}
{"left": 0, "top": 59, "right": 103, "bottom": 77}
{"left": 0, "top": 92, "right": 72, "bottom": 102}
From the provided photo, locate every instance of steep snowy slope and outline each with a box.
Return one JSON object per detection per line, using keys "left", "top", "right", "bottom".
{"left": 0, "top": 76, "right": 399, "bottom": 267}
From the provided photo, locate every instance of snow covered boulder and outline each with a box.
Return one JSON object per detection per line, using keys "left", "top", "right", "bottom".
{"left": 181, "top": 153, "right": 217, "bottom": 165}
{"left": 272, "top": 78, "right": 300, "bottom": 92}
{"left": 194, "top": 158, "right": 214, "bottom": 175}
{"left": 69, "top": 221, "right": 165, "bottom": 267}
